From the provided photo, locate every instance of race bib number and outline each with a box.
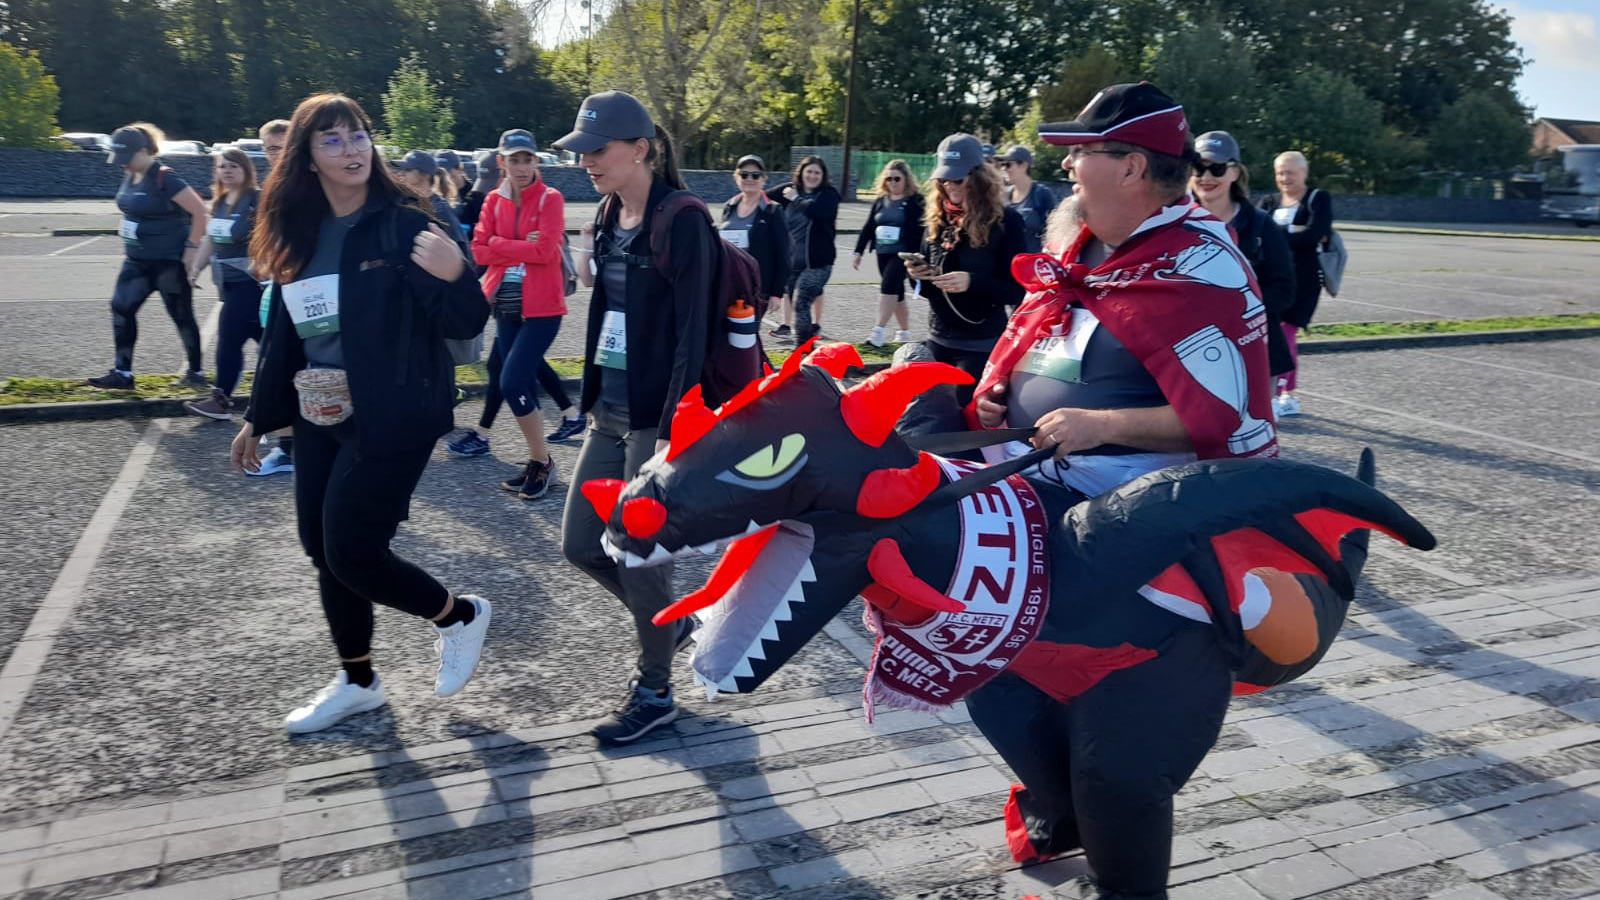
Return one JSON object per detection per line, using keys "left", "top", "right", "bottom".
{"left": 875, "top": 225, "right": 902, "bottom": 248}
{"left": 503, "top": 263, "right": 525, "bottom": 284}
{"left": 1271, "top": 207, "right": 1297, "bottom": 230}
{"left": 595, "top": 309, "right": 627, "bottom": 370}
{"left": 1016, "top": 308, "right": 1098, "bottom": 384}
{"left": 282, "top": 274, "right": 341, "bottom": 338}
{"left": 207, "top": 217, "right": 234, "bottom": 243}
{"left": 119, "top": 219, "right": 139, "bottom": 243}
{"left": 720, "top": 228, "right": 750, "bottom": 250}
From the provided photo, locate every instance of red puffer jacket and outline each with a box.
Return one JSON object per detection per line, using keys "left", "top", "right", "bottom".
{"left": 472, "top": 179, "right": 568, "bottom": 318}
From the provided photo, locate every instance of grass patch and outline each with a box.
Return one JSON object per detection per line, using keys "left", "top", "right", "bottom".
{"left": 1303, "top": 313, "right": 1600, "bottom": 340}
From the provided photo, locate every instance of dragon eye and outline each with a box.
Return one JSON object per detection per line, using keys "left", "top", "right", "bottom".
{"left": 733, "top": 434, "right": 806, "bottom": 479}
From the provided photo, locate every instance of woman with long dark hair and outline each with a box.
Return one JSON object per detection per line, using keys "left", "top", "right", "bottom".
{"left": 557, "top": 90, "right": 714, "bottom": 745}
{"left": 906, "top": 133, "right": 1025, "bottom": 404}
{"left": 766, "top": 155, "right": 839, "bottom": 344}
{"left": 852, "top": 159, "right": 924, "bottom": 346}
{"left": 232, "top": 93, "right": 492, "bottom": 734}
{"left": 87, "top": 122, "right": 212, "bottom": 389}
{"left": 185, "top": 147, "right": 263, "bottom": 419}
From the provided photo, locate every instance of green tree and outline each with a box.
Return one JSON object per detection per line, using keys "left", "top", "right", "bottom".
{"left": 1261, "top": 67, "right": 1386, "bottom": 188}
{"left": 1428, "top": 90, "right": 1530, "bottom": 176}
{"left": 1035, "top": 45, "right": 1129, "bottom": 122}
{"left": 380, "top": 54, "right": 456, "bottom": 151}
{"left": 1145, "top": 19, "right": 1263, "bottom": 153}
{"left": 0, "top": 40, "right": 62, "bottom": 147}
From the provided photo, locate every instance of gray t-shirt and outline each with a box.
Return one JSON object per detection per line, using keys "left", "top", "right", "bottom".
{"left": 720, "top": 207, "right": 756, "bottom": 248}
{"left": 871, "top": 197, "right": 913, "bottom": 254}
{"left": 299, "top": 209, "right": 363, "bottom": 368}
{"left": 115, "top": 163, "right": 189, "bottom": 261}
{"left": 1008, "top": 306, "right": 1165, "bottom": 455}
{"left": 209, "top": 191, "right": 257, "bottom": 282}
{"left": 598, "top": 221, "right": 642, "bottom": 408}
{"left": 1007, "top": 182, "right": 1058, "bottom": 254}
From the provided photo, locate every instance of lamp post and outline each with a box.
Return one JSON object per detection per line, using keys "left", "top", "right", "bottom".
{"left": 839, "top": 0, "right": 862, "bottom": 200}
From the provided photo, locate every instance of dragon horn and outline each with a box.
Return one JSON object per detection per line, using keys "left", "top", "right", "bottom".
{"left": 581, "top": 479, "right": 626, "bottom": 522}
{"left": 805, "top": 342, "right": 865, "bottom": 378}
{"left": 840, "top": 363, "right": 976, "bottom": 447}
{"left": 666, "top": 385, "right": 718, "bottom": 462}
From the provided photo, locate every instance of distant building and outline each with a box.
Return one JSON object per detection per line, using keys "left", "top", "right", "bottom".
{"left": 1532, "top": 118, "right": 1600, "bottom": 155}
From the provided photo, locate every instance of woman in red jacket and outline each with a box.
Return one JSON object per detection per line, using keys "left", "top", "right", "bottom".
{"left": 470, "top": 129, "right": 581, "bottom": 500}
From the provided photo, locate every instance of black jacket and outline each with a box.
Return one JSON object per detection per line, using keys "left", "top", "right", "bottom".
{"left": 854, "top": 193, "right": 927, "bottom": 256}
{"left": 1259, "top": 189, "right": 1333, "bottom": 326}
{"left": 1230, "top": 203, "right": 1297, "bottom": 376}
{"left": 721, "top": 194, "right": 792, "bottom": 301}
{"left": 246, "top": 195, "right": 489, "bottom": 451}
{"left": 457, "top": 189, "right": 488, "bottom": 229}
{"left": 584, "top": 178, "right": 715, "bottom": 440}
{"left": 919, "top": 208, "right": 1027, "bottom": 345}
{"left": 766, "top": 183, "right": 840, "bottom": 269}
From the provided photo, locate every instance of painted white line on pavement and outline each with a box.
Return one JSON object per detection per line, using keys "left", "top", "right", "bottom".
{"left": 45, "top": 236, "right": 101, "bottom": 256}
{"left": 1296, "top": 390, "right": 1600, "bottom": 467}
{"left": 1345, "top": 273, "right": 1536, "bottom": 302}
{"left": 1409, "top": 351, "right": 1600, "bottom": 388}
{"left": 1321, "top": 296, "right": 1451, "bottom": 318}
{"left": 0, "top": 419, "right": 167, "bottom": 745}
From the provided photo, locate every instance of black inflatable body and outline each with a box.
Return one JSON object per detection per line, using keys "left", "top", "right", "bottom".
{"left": 580, "top": 343, "right": 1435, "bottom": 898}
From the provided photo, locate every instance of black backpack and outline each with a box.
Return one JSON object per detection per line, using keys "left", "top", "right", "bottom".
{"left": 598, "top": 191, "right": 767, "bottom": 406}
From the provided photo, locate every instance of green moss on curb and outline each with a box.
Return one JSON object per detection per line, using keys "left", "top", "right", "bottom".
{"left": 1302, "top": 313, "right": 1600, "bottom": 339}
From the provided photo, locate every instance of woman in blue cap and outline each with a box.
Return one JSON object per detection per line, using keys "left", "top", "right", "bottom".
{"left": 556, "top": 90, "right": 714, "bottom": 745}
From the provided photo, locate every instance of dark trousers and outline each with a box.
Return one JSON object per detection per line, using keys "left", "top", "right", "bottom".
{"left": 965, "top": 625, "right": 1232, "bottom": 899}
{"left": 926, "top": 339, "right": 993, "bottom": 407}
{"left": 496, "top": 312, "right": 572, "bottom": 417}
{"left": 559, "top": 402, "right": 676, "bottom": 690}
{"left": 294, "top": 417, "right": 450, "bottom": 660}
{"left": 111, "top": 257, "right": 202, "bottom": 373}
{"left": 215, "top": 277, "right": 264, "bottom": 396}
{"left": 479, "top": 339, "right": 505, "bottom": 430}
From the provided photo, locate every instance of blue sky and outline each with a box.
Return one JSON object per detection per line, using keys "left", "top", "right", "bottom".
{"left": 538, "top": 2, "right": 1599, "bottom": 124}
{"left": 1503, "top": 0, "right": 1600, "bottom": 121}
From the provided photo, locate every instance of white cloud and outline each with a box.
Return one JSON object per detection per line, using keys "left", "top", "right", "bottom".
{"left": 1504, "top": 3, "right": 1600, "bottom": 72}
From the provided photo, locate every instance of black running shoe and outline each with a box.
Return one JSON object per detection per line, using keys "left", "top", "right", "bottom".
{"left": 591, "top": 681, "right": 678, "bottom": 745}
{"left": 87, "top": 369, "right": 134, "bottom": 389}
{"left": 547, "top": 416, "right": 587, "bottom": 442}
{"left": 517, "top": 457, "right": 554, "bottom": 501}
{"left": 769, "top": 323, "right": 791, "bottom": 338}
{"left": 178, "top": 370, "right": 210, "bottom": 389}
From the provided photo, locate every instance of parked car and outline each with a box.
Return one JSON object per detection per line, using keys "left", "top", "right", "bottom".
{"left": 231, "top": 138, "right": 267, "bottom": 161}
{"left": 57, "top": 132, "right": 112, "bottom": 152}
{"left": 537, "top": 151, "right": 561, "bottom": 167}
{"left": 159, "top": 140, "right": 210, "bottom": 156}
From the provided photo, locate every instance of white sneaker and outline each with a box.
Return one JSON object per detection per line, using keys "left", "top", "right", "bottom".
{"left": 284, "top": 672, "right": 387, "bottom": 733}
{"left": 434, "top": 595, "right": 492, "bottom": 697}
{"left": 1275, "top": 394, "right": 1301, "bottom": 417}
{"left": 868, "top": 325, "right": 887, "bottom": 347}
{"left": 248, "top": 447, "right": 294, "bottom": 477}
{"left": 894, "top": 330, "right": 913, "bottom": 343}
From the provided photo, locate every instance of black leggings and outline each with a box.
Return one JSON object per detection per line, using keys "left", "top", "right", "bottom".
{"left": 215, "top": 278, "right": 264, "bottom": 396}
{"left": 111, "top": 257, "right": 202, "bottom": 373}
{"left": 479, "top": 338, "right": 505, "bottom": 430}
{"left": 966, "top": 624, "right": 1231, "bottom": 899}
{"left": 496, "top": 312, "right": 571, "bottom": 417}
{"left": 294, "top": 416, "right": 451, "bottom": 661}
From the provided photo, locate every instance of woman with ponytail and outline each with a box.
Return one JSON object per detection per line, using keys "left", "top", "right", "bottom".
{"left": 555, "top": 91, "right": 715, "bottom": 745}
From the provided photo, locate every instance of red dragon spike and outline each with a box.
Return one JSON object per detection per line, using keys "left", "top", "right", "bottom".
{"left": 622, "top": 496, "right": 669, "bottom": 540}
{"left": 805, "top": 342, "right": 865, "bottom": 378}
{"left": 840, "top": 363, "right": 976, "bottom": 447}
{"left": 667, "top": 385, "right": 719, "bottom": 462}
{"left": 866, "top": 538, "right": 967, "bottom": 615}
{"left": 581, "top": 479, "right": 626, "bottom": 522}
{"left": 857, "top": 452, "right": 943, "bottom": 518}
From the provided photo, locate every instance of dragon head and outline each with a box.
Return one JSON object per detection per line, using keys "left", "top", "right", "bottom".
{"left": 582, "top": 342, "right": 974, "bottom": 695}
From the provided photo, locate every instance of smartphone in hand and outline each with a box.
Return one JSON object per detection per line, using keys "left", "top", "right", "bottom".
{"left": 897, "top": 251, "right": 928, "bottom": 267}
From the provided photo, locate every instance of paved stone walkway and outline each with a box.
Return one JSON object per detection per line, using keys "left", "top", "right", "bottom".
{"left": 2, "top": 574, "right": 1599, "bottom": 900}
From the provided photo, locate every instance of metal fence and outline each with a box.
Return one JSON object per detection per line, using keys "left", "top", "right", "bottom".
{"left": 789, "top": 146, "right": 942, "bottom": 197}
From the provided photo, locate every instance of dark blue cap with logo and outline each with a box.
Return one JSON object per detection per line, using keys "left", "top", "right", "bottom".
{"left": 436, "top": 150, "right": 462, "bottom": 171}
{"left": 396, "top": 150, "right": 438, "bottom": 175}
{"left": 497, "top": 129, "right": 538, "bottom": 156}
{"left": 108, "top": 127, "right": 152, "bottom": 167}
{"left": 554, "top": 91, "right": 656, "bottom": 155}
{"left": 932, "top": 134, "right": 986, "bottom": 180}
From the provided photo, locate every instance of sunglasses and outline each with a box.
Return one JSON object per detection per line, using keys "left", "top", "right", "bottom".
{"left": 1192, "top": 161, "right": 1235, "bottom": 177}
{"left": 937, "top": 176, "right": 966, "bottom": 185}
{"left": 736, "top": 170, "right": 764, "bottom": 180}
{"left": 884, "top": 175, "right": 903, "bottom": 182}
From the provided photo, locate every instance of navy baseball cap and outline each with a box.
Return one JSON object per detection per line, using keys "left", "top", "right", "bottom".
{"left": 497, "top": 129, "right": 538, "bottom": 156}
{"left": 1040, "top": 82, "right": 1190, "bottom": 158}
{"left": 436, "top": 150, "right": 462, "bottom": 170}
{"left": 108, "top": 127, "right": 151, "bottom": 166}
{"left": 1000, "top": 145, "right": 1033, "bottom": 164}
{"left": 396, "top": 150, "right": 438, "bottom": 175}
{"left": 1194, "top": 131, "right": 1241, "bottom": 164}
{"left": 554, "top": 91, "right": 656, "bottom": 155}
{"left": 735, "top": 154, "right": 766, "bottom": 171}
{"left": 931, "top": 134, "right": 986, "bottom": 181}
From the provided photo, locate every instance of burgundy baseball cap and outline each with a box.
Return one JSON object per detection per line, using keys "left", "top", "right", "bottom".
{"left": 1039, "top": 82, "right": 1189, "bottom": 158}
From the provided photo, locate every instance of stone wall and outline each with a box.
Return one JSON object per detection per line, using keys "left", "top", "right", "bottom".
{"left": 0, "top": 148, "right": 788, "bottom": 206}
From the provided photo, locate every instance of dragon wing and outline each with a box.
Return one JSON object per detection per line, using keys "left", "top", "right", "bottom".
{"left": 1051, "top": 449, "right": 1435, "bottom": 692}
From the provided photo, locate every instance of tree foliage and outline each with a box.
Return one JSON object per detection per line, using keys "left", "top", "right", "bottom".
{"left": 381, "top": 54, "right": 455, "bottom": 151}
{"left": 1429, "top": 90, "right": 1531, "bottom": 176}
{"left": 0, "top": 40, "right": 62, "bottom": 148}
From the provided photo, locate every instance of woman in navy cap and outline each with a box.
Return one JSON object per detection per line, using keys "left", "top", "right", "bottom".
{"left": 719, "top": 154, "right": 790, "bottom": 327}
{"left": 556, "top": 90, "right": 715, "bottom": 745}
{"left": 394, "top": 150, "right": 468, "bottom": 251}
{"left": 87, "top": 122, "right": 213, "bottom": 390}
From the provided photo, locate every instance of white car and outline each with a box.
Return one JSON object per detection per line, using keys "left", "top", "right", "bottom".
{"left": 159, "top": 140, "right": 210, "bottom": 156}
{"left": 57, "top": 132, "right": 111, "bottom": 152}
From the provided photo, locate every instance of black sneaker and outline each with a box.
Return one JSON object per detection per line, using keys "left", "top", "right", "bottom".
{"left": 87, "top": 369, "right": 134, "bottom": 389}
{"left": 591, "top": 681, "right": 678, "bottom": 745}
{"left": 500, "top": 461, "right": 532, "bottom": 493}
{"left": 769, "top": 323, "right": 791, "bottom": 338}
{"left": 517, "top": 457, "right": 555, "bottom": 501}
{"left": 178, "top": 370, "right": 210, "bottom": 389}
{"left": 547, "top": 416, "right": 587, "bottom": 442}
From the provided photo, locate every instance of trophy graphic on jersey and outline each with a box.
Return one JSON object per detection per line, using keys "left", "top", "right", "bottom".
{"left": 1174, "top": 325, "right": 1274, "bottom": 454}
{"left": 1158, "top": 227, "right": 1265, "bottom": 320}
